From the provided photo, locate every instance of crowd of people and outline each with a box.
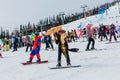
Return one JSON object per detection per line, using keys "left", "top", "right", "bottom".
{"left": 0, "top": 23, "right": 119, "bottom": 67}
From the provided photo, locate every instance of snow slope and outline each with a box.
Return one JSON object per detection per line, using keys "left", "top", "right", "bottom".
{"left": 1, "top": 38, "right": 120, "bottom": 80}
{"left": 62, "top": 3, "right": 120, "bottom": 31}
{"left": 1, "top": 3, "right": 120, "bottom": 80}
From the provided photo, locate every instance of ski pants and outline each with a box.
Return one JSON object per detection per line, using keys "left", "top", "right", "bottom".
{"left": 30, "top": 48, "right": 40, "bottom": 59}
{"left": 57, "top": 44, "right": 70, "bottom": 64}
{"left": 86, "top": 38, "right": 95, "bottom": 49}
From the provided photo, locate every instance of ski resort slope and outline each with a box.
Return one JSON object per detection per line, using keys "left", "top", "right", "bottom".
{"left": 1, "top": 38, "right": 120, "bottom": 80}
{"left": 62, "top": 3, "right": 120, "bottom": 31}
{"left": 1, "top": 3, "right": 120, "bottom": 80}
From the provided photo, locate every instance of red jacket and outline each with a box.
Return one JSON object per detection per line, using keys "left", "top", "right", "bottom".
{"left": 89, "top": 29, "right": 94, "bottom": 38}
{"left": 86, "top": 24, "right": 92, "bottom": 30}
{"left": 33, "top": 36, "right": 42, "bottom": 50}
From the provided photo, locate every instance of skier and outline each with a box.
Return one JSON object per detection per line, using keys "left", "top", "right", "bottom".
{"left": 27, "top": 32, "right": 42, "bottom": 63}
{"left": 53, "top": 30, "right": 71, "bottom": 67}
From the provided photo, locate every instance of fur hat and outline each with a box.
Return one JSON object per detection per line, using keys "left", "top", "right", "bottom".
{"left": 58, "top": 29, "right": 66, "bottom": 33}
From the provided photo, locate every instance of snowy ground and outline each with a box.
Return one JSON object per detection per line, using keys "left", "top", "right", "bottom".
{"left": 1, "top": 37, "right": 120, "bottom": 80}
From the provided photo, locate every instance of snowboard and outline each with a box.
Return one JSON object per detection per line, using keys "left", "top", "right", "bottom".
{"left": 85, "top": 48, "right": 106, "bottom": 51}
{"left": 105, "top": 41, "right": 120, "bottom": 44}
{"left": 49, "top": 65, "right": 80, "bottom": 69}
{"left": 21, "top": 60, "right": 48, "bottom": 65}
{"left": 68, "top": 48, "right": 79, "bottom": 52}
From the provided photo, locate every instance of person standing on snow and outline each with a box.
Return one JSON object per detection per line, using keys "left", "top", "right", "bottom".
{"left": 98, "top": 24, "right": 108, "bottom": 41}
{"left": 30, "top": 32, "right": 35, "bottom": 45}
{"left": 53, "top": 30, "right": 71, "bottom": 67}
{"left": 43, "top": 34, "right": 54, "bottom": 50}
{"left": 25, "top": 35, "right": 32, "bottom": 52}
{"left": 70, "top": 30, "right": 75, "bottom": 42}
{"left": 86, "top": 24, "right": 95, "bottom": 51}
{"left": 0, "top": 39, "right": 3, "bottom": 58}
{"left": 27, "top": 32, "right": 42, "bottom": 63}
{"left": 12, "top": 35, "right": 18, "bottom": 52}
{"left": 109, "top": 24, "right": 118, "bottom": 42}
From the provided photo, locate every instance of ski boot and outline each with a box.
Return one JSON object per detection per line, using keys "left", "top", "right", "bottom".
{"left": 52, "top": 48, "right": 55, "bottom": 51}
{"left": 91, "top": 47, "right": 95, "bottom": 50}
{"left": 56, "top": 63, "right": 61, "bottom": 67}
{"left": 27, "top": 58, "right": 32, "bottom": 63}
{"left": 85, "top": 48, "right": 90, "bottom": 51}
{"left": 67, "top": 63, "right": 71, "bottom": 67}
{"left": 36, "top": 58, "right": 41, "bottom": 63}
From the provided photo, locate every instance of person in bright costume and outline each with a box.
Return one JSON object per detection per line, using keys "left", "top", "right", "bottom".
{"left": 3, "top": 38, "right": 10, "bottom": 51}
{"left": 31, "top": 32, "right": 35, "bottom": 44}
{"left": 54, "top": 30, "right": 71, "bottom": 67}
{"left": 27, "top": 32, "right": 42, "bottom": 62}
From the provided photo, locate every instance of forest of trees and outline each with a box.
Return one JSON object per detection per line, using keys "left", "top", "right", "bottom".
{"left": 0, "top": 0, "right": 119, "bottom": 39}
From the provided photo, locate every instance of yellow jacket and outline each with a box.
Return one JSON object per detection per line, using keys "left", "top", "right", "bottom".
{"left": 60, "top": 33, "right": 67, "bottom": 44}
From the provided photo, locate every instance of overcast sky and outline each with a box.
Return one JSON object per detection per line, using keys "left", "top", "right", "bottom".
{"left": 0, "top": 0, "right": 113, "bottom": 30}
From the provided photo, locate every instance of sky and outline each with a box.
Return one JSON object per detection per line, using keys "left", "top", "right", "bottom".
{"left": 0, "top": 0, "right": 114, "bottom": 31}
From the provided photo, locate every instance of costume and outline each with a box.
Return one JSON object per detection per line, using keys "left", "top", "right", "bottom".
{"left": 54, "top": 30, "right": 71, "bottom": 67}
{"left": 27, "top": 33, "right": 42, "bottom": 62}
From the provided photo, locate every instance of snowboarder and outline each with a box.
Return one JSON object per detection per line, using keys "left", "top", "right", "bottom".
{"left": 53, "top": 30, "right": 71, "bottom": 67}
{"left": 27, "top": 32, "right": 42, "bottom": 63}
